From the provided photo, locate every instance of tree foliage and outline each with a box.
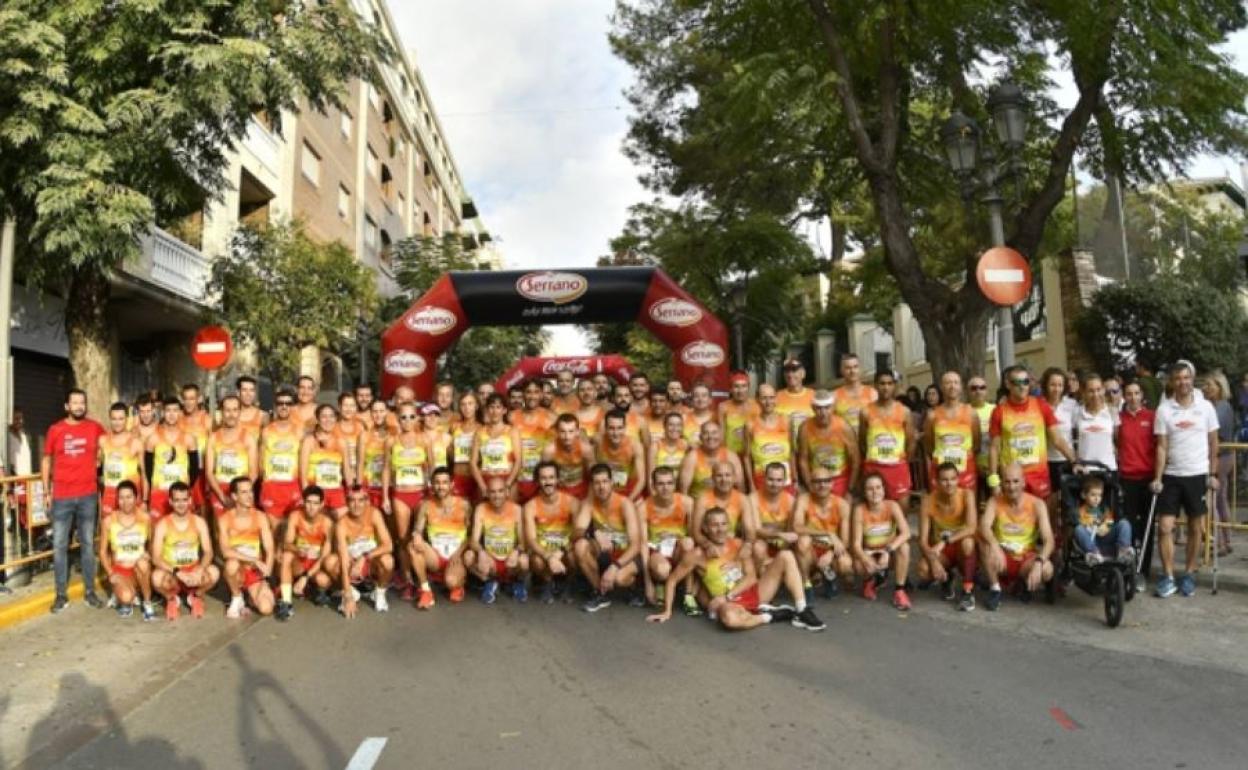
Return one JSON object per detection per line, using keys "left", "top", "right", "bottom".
{"left": 208, "top": 220, "right": 379, "bottom": 385}
{"left": 610, "top": 0, "right": 1248, "bottom": 376}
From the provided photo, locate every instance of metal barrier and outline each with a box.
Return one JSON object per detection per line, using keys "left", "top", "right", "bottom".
{"left": 1, "top": 474, "right": 77, "bottom": 581}
{"left": 1205, "top": 442, "right": 1248, "bottom": 566}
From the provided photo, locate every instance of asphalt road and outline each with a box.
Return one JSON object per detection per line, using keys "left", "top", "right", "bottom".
{"left": 33, "top": 587, "right": 1248, "bottom": 770}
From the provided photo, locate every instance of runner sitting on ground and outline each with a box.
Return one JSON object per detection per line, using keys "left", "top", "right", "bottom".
{"left": 470, "top": 475, "right": 530, "bottom": 605}
{"left": 275, "top": 485, "right": 338, "bottom": 621}
{"left": 851, "top": 473, "right": 913, "bottom": 610}
{"left": 523, "top": 461, "right": 578, "bottom": 604}
{"left": 338, "top": 485, "right": 395, "bottom": 618}
{"left": 150, "top": 481, "right": 219, "bottom": 620}
{"left": 645, "top": 507, "right": 826, "bottom": 632}
{"left": 917, "top": 462, "right": 978, "bottom": 611}
{"left": 640, "top": 465, "right": 694, "bottom": 607}
{"left": 98, "top": 480, "right": 156, "bottom": 621}
{"left": 979, "top": 463, "right": 1055, "bottom": 611}
{"left": 410, "top": 467, "right": 474, "bottom": 607}
{"left": 573, "top": 464, "right": 643, "bottom": 612}
{"left": 217, "top": 477, "right": 276, "bottom": 619}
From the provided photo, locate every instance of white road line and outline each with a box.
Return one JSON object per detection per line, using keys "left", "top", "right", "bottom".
{"left": 346, "top": 737, "right": 388, "bottom": 770}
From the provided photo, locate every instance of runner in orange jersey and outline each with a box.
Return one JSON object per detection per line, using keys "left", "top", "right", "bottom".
{"left": 420, "top": 403, "right": 453, "bottom": 472}
{"left": 542, "top": 413, "right": 594, "bottom": 500}
{"left": 353, "top": 382, "right": 378, "bottom": 414}
{"left": 680, "top": 421, "right": 745, "bottom": 497}
{"left": 600, "top": 382, "right": 646, "bottom": 445}
{"left": 293, "top": 375, "right": 319, "bottom": 433}
{"left": 918, "top": 462, "right": 979, "bottom": 611}
{"left": 275, "top": 485, "right": 338, "bottom": 620}
{"left": 333, "top": 392, "right": 366, "bottom": 474}
{"left": 410, "top": 467, "right": 475, "bottom": 607}
{"left": 858, "top": 370, "right": 916, "bottom": 502}
{"left": 150, "top": 482, "right": 219, "bottom": 620}
{"left": 595, "top": 409, "right": 646, "bottom": 502}
{"left": 338, "top": 485, "right": 395, "bottom": 618}
{"left": 851, "top": 473, "right": 912, "bottom": 610}
{"left": 692, "top": 461, "right": 757, "bottom": 548}
{"left": 100, "top": 402, "right": 145, "bottom": 514}
{"left": 686, "top": 384, "right": 716, "bottom": 445}
{"left": 541, "top": 380, "right": 556, "bottom": 410}
{"left": 551, "top": 369, "right": 580, "bottom": 416}
{"left": 751, "top": 461, "right": 799, "bottom": 570}
{"left": 978, "top": 462, "right": 1055, "bottom": 612}
{"left": 665, "top": 380, "right": 689, "bottom": 413}
{"left": 434, "top": 381, "right": 459, "bottom": 430}
{"left": 923, "top": 370, "right": 981, "bottom": 491}
{"left": 179, "top": 383, "right": 213, "bottom": 512}
{"left": 793, "top": 470, "right": 853, "bottom": 602}
{"left": 472, "top": 394, "right": 521, "bottom": 497}
{"left": 797, "top": 390, "right": 859, "bottom": 495}
{"left": 523, "top": 461, "right": 579, "bottom": 603}
{"left": 640, "top": 387, "right": 674, "bottom": 449}
{"left": 449, "top": 391, "right": 483, "bottom": 501}
{"left": 988, "top": 365, "right": 1074, "bottom": 500}
{"left": 217, "top": 477, "right": 276, "bottom": 618}
{"left": 574, "top": 464, "right": 643, "bottom": 612}
{"left": 648, "top": 412, "right": 690, "bottom": 496}
{"left": 301, "top": 404, "right": 351, "bottom": 516}
{"left": 510, "top": 379, "right": 555, "bottom": 502}
{"left": 357, "top": 399, "right": 391, "bottom": 510}
{"left": 204, "top": 395, "right": 258, "bottom": 515}
{"left": 745, "top": 384, "right": 796, "bottom": 494}
{"left": 575, "top": 378, "right": 606, "bottom": 442}
{"left": 470, "top": 476, "right": 530, "bottom": 604}
{"left": 506, "top": 384, "right": 525, "bottom": 413}
{"left": 646, "top": 507, "right": 826, "bottom": 632}
{"left": 774, "top": 358, "right": 815, "bottom": 447}
{"left": 628, "top": 372, "right": 651, "bottom": 417}
{"left": 235, "top": 375, "right": 268, "bottom": 438}
{"left": 144, "top": 397, "right": 198, "bottom": 519}
{"left": 719, "top": 372, "right": 760, "bottom": 458}
{"left": 258, "top": 388, "right": 304, "bottom": 524}
{"left": 831, "top": 353, "right": 878, "bottom": 427}
{"left": 383, "top": 401, "right": 431, "bottom": 599}
{"left": 129, "top": 393, "right": 159, "bottom": 445}
{"left": 98, "top": 481, "right": 156, "bottom": 620}
{"left": 639, "top": 466, "right": 693, "bottom": 607}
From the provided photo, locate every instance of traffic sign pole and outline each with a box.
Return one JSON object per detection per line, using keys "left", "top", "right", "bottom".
{"left": 988, "top": 199, "right": 1013, "bottom": 372}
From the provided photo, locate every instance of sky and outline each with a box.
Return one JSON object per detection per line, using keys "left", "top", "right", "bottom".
{"left": 392, "top": 2, "right": 1248, "bottom": 355}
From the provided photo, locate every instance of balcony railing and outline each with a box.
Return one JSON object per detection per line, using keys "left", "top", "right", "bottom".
{"left": 243, "top": 118, "right": 280, "bottom": 176}
{"left": 127, "top": 226, "right": 212, "bottom": 305}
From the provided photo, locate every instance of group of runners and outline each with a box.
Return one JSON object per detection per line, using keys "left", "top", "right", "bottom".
{"left": 45, "top": 351, "right": 1221, "bottom": 630}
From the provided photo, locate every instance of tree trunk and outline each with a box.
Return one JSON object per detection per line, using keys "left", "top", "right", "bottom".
{"left": 907, "top": 290, "right": 994, "bottom": 382}
{"left": 65, "top": 265, "right": 113, "bottom": 419}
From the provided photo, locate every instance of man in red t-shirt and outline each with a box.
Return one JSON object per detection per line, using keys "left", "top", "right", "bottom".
{"left": 41, "top": 388, "right": 106, "bottom": 613}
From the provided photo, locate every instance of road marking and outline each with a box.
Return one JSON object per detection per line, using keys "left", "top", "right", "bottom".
{"left": 346, "top": 737, "right": 388, "bottom": 769}
{"left": 1049, "top": 707, "right": 1081, "bottom": 731}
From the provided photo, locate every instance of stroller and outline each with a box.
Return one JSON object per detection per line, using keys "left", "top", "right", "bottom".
{"left": 1056, "top": 461, "right": 1136, "bottom": 628}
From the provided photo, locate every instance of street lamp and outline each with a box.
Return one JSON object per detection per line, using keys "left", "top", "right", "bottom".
{"left": 727, "top": 280, "right": 748, "bottom": 371}
{"left": 941, "top": 80, "right": 1028, "bottom": 368}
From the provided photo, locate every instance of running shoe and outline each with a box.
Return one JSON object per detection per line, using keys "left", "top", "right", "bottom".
{"left": 892, "top": 588, "right": 912, "bottom": 611}
{"left": 1178, "top": 572, "right": 1196, "bottom": 597}
{"left": 958, "top": 591, "right": 975, "bottom": 612}
{"left": 540, "top": 583, "right": 555, "bottom": 605}
{"left": 985, "top": 588, "right": 1002, "bottom": 611}
{"left": 627, "top": 590, "right": 646, "bottom": 608}
{"left": 106, "top": 595, "right": 117, "bottom": 609}
{"left": 941, "top": 577, "right": 957, "bottom": 601}
{"left": 417, "top": 589, "right": 435, "bottom": 610}
{"left": 1117, "top": 546, "right": 1136, "bottom": 566}
{"left": 512, "top": 582, "right": 529, "bottom": 603}
{"left": 682, "top": 593, "right": 702, "bottom": 616}
{"left": 1085, "top": 551, "right": 1104, "bottom": 567}
{"left": 373, "top": 588, "right": 389, "bottom": 612}
{"left": 141, "top": 602, "right": 158, "bottom": 622}
{"left": 225, "top": 595, "right": 245, "bottom": 619}
{"left": 823, "top": 577, "right": 840, "bottom": 599}
{"left": 117, "top": 604, "right": 133, "bottom": 619}
{"left": 766, "top": 606, "right": 797, "bottom": 624}
{"left": 792, "top": 607, "right": 827, "bottom": 631}
{"left": 84, "top": 593, "right": 105, "bottom": 609}
{"left": 481, "top": 579, "right": 499, "bottom": 605}
{"left": 189, "top": 594, "right": 205, "bottom": 619}
{"left": 401, "top": 583, "right": 416, "bottom": 602}
{"left": 50, "top": 595, "right": 69, "bottom": 614}
{"left": 312, "top": 589, "right": 332, "bottom": 607}
{"left": 862, "top": 579, "right": 878, "bottom": 601}
{"left": 449, "top": 586, "right": 465, "bottom": 603}
{"left": 275, "top": 601, "right": 293, "bottom": 621}
{"left": 759, "top": 602, "right": 795, "bottom": 614}
{"left": 1154, "top": 575, "right": 1177, "bottom": 598}
{"left": 582, "top": 593, "right": 611, "bottom": 613}
{"left": 166, "top": 598, "right": 181, "bottom": 621}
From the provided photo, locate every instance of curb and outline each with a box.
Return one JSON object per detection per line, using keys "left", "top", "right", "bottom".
{"left": 0, "top": 581, "right": 95, "bottom": 631}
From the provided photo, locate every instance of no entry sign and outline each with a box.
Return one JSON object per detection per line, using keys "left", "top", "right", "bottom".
{"left": 976, "top": 247, "right": 1032, "bottom": 306}
{"left": 191, "top": 325, "right": 233, "bottom": 370}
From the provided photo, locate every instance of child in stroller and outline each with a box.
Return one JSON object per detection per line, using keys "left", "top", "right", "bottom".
{"left": 1071, "top": 475, "right": 1134, "bottom": 566}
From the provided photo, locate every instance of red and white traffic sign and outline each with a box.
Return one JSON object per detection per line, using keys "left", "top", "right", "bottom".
{"left": 976, "top": 247, "right": 1032, "bottom": 306}
{"left": 191, "top": 325, "right": 233, "bottom": 370}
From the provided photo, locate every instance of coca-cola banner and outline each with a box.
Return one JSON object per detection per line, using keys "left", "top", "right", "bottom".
{"left": 381, "top": 267, "right": 730, "bottom": 399}
{"left": 493, "top": 355, "right": 635, "bottom": 396}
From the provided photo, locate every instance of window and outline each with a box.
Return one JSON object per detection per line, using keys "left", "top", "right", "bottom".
{"left": 368, "top": 83, "right": 381, "bottom": 113}
{"left": 340, "top": 110, "right": 352, "bottom": 140}
{"left": 380, "top": 164, "right": 394, "bottom": 198}
{"left": 300, "top": 141, "right": 320, "bottom": 185}
{"left": 364, "top": 214, "right": 378, "bottom": 249}
{"left": 366, "top": 145, "right": 380, "bottom": 180}
{"left": 337, "top": 185, "right": 351, "bottom": 220}
{"left": 380, "top": 230, "right": 393, "bottom": 266}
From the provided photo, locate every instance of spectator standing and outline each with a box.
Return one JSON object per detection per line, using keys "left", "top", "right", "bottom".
{"left": 1065, "top": 370, "right": 1082, "bottom": 402}
{"left": 7, "top": 408, "right": 32, "bottom": 475}
{"left": 1150, "top": 361, "right": 1219, "bottom": 598}
{"left": 1104, "top": 377, "right": 1124, "bottom": 413}
{"left": 1135, "top": 361, "right": 1162, "bottom": 410}
{"left": 1042, "top": 368, "right": 1080, "bottom": 506}
{"left": 1074, "top": 374, "right": 1118, "bottom": 473}
{"left": 41, "top": 389, "right": 106, "bottom": 613}
{"left": 1118, "top": 382, "right": 1157, "bottom": 581}
{"left": 1201, "top": 373, "right": 1234, "bottom": 556}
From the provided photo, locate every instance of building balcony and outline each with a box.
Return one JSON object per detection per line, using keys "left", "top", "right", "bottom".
{"left": 121, "top": 225, "right": 213, "bottom": 307}
{"left": 243, "top": 118, "right": 281, "bottom": 177}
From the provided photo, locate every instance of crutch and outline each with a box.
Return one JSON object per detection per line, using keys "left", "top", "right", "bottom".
{"left": 1210, "top": 491, "right": 1220, "bottom": 596}
{"left": 1136, "top": 493, "right": 1158, "bottom": 576}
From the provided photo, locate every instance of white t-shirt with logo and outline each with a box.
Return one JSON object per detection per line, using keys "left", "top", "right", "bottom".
{"left": 1154, "top": 397, "right": 1219, "bottom": 477}
{"left": 1074, "top": 405, "right": 1118, "bottom": 470}
{"left": 1047, "top": 397, "right": 1079, "bottom": 462}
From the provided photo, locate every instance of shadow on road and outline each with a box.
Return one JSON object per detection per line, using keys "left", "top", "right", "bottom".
{"left": 229, "top": 644, "right": 346, "bottom": 769}
{"left": 17, "top": 672, "right": 201, "bottom": 770}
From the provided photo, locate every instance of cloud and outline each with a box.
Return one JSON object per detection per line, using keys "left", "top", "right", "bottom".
{"left": 389, "top": 1, "right": 647, "bottom": 353}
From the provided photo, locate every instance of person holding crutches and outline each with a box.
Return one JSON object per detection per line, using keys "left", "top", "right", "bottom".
{"left": 1150, "top": 361, "right": 1219, "bottom": 598}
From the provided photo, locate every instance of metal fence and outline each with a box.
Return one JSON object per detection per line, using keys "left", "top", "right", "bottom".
{"left": 1, "top": 474, "right": 68, "bottom": 583}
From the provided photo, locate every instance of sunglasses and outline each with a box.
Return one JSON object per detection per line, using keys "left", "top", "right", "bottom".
{"left": 1010, "top": 378, "right": 1031, "bottom": 386}
{"left": 275, "top": 400, "right": 293, "bottom": 407}
{"left": 812, "top": 478, "right": 833, "bottom": 485}
{"left": 1107, "top": 389, "right": 1121, "bottom": 395}
{"left": 399, "top": 414, "right": 419, "bottom": 420}
{"left": 969, "top": 384, "right": 987, "bottom": 391}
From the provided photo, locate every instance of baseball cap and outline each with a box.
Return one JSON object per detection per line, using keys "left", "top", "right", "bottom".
{"left": 419, "top": 402, "right": 442, "bottom": 416}
{"left": 729, "top": 371, "right": 750, "bottom": 385}
{"left": 812, "top": 389, "right": 834, "bottom": 407}
{"left": 782, "top": 358, "right": 804, "bottom": 371}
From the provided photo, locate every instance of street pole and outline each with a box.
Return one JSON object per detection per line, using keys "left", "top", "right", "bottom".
{"left": 0, "top": 218, "right": 14, "bottom": 470}
{"left": 733, "top": 316, "right": 745, "bottom": 372}
{"left": 984, "top": 193, "right": 1014, "bottom": 371}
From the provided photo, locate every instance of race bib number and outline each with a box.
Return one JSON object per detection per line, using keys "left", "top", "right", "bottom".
{"left": 657, "top": 535, "right": 678, "bottom": 558}
{"left": 234, "top": 542, "right": 259, "bottom": 560}
{"left": 366, "top": 456, "right": 384, "bottom": 482}
{"left": 453, "top": 435, "right": 474, "bottom": 464}
{"left": 1010, "top": 437, "right": 1039, "bottom": 463}
{"left": 104, "top": 458, "right": 127, "bottom": 484}
{"left": 432, "top": 532, "right": 463, "bottom": 558}
{"left": 172, "top": 544, "right": 198, "bottom": 567}
{"left": 541, "top": 531, "right": 569, "bottom": 551}
{"left": 721, "top": 563, "right": 744, "bottom": 591}
{"left": 609, "top": 530, "right": 629, "bottom": 550}
{"left": 268, "top": 455, "right": 295, "bottom": 482}
{"left": 872, "top": 434, "right": 899, "bottom": 461}
{"left": 296, "top": 542, "right": 322, "bottom": 559}
{"left": 481, "top": 440, "right": 509, "bottom": 473}
{"left": 814, "top": 449, "right": 844, "bottom": 474}
{"left": 396, "top": 464, "right": 424, "bottom": 487}
{"left": 484, "top": 528, "right": 514, "bottom": 556}
{"left": 217, "top": 451, "right": 244, "bottom": 479}
{"left": 315, "top": 460, "right": 342, "bottom": 487}
{"left": 162, "top": 463, "right": 186, "bottom": 484}
{"left": 611, "top": 469, "right": 630, "bottom": 489}
{"left": 347, "top": 538, "right": 376, "bottom": 560}
{"left": 1001, "top": 540, "right": 1025, "bottom": 555}
{"left": 115, "top": 533, "right": 145, "bottom": 565}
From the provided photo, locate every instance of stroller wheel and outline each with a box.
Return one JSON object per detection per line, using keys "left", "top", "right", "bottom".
{"left": 1123, "top": 570, "right": 1137, "bottom": 602}
{"left": 1103, "top": 568, "right": 1125, "bottom": 628}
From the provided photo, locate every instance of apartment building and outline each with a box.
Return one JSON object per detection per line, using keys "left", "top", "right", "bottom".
{"left": 10, "top": 0, "right": 487, "bottom": 441}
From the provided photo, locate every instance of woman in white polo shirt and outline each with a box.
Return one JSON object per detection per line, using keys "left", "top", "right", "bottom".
{"left": 1074, "top": 374, "right": 1119, "bottom": 474}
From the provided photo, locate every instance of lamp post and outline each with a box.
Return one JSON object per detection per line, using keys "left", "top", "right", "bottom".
{"left": 727, "top": 280, "right": 748, "bottom": 371}
{"left": 941, "top": 81, "right": 1028, "bottom": 369}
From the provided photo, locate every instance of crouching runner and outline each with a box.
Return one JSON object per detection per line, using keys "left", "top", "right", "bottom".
{"left": 150, "top": 482, "right": 219, "bottom": 620}
{"left": 338, "top": 485, "right": 395, "bottom": 617}
{"left": 410, "top": 467, "right": 474, "bottom": 608}
{"left": 98, "top": 480, "right": 156, "bottom": 621}
{"left": 646, "top": 507, "right": 825, "bottom": 631}
{"left": 276, "top": 485, "right": 338, "bottom": 620}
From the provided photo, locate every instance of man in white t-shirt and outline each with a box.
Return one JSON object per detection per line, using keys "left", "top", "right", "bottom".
{"left": 1149, "top": 360, "right": 1219, "bottom": 598}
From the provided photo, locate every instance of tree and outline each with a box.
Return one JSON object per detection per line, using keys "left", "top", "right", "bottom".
{"left": 380, "top": 234, "right": 549, "bottom": 388}
{"left": 611, "top": 0, "right": 1248, "bottom": 377}
{"left": 1, "top": 0, "right": 385, "bottom": 411}
{"left": 1077, "top": 281, "right": 1248, "bottom": 376}
{"left": 207, "top": 220, "right": 379, "bottom": 386}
